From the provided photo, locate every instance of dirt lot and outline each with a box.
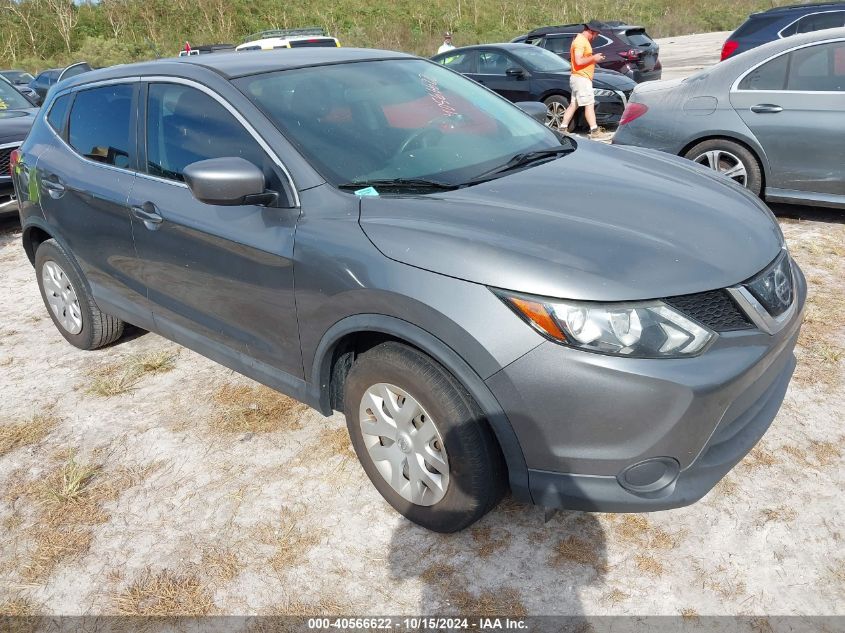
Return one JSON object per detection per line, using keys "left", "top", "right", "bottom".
{"left": 1, "top": 34, "right": 844, "bottom": 619}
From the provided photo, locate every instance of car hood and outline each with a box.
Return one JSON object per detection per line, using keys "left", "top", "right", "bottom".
{"left": 359, "top": 141, "right": 783, "bottom": 301}
{"left": 0, "top": 108, "right": 38, "bottom": 144}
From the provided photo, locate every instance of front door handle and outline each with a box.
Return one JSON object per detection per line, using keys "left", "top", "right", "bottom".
{"left": 750, "top": 104, "right": 783, "bottom": 114}
{"left": 131, "top": 202, "right": 163, "bottom": 230}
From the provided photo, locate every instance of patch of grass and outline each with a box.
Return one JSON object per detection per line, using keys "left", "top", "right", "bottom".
{"left": 781, "top": 444, "right": 810, "bottom": 467}
{"left": 87, "top": 363, "right": 142, "bottom": 397}
{"left": 470, "top": 526, "right": 512, "bottom": 558}
{"left": 113, "top": 569, "right": 215, "bottom": 616}
{"left": 680, "top": 608, "right": 700, "bottom": 622}
{"left": 447, "top": 587, "right": 527, "bottom": 617}
{"left": 612, "top": 515, "right": 679, "bottom": 550}
{"left": 740, "top": 446, "right": 780, "bottom": 471}
{"left": 692, "top": 562, "right": 748, "bottom": 601}
{"left": 0, "top": 596, "right": 36, "bottom": 615}
{"left": 255, "top": 509, "right": 322, "bottom": 573}
{"left": 420, "top": 562, "right": 458, "bottom": 585}
{"left": 131, "top": 349, "right": 178, "bottom": 375}
{"left": 211, "top": 384, "right": 307, "bottom": 434}
{"left": 0, "top": 413, "right": 57, "bottom": 457}
{"left": 809, "top": 441, "right": 841, "bottom": 467}
{"left": 758, "top": 506, "right": 798, "bottom": 525}
{"left": 16, "top": 456, "right": 159, "bottom": 582}
{"left": 634, "top": 554, "right": 664, "bottom": 576}
{"left": 201, "top": 547, "right": 242, "bottom": 583}
{"left": 602, "top": 589, "right": 629, "bottom": 605}
{"left": 550, "top": 535, "right": 605, "bottom": 571}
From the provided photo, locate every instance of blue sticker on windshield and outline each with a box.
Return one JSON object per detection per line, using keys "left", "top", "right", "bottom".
{"left": 354, "top": 186, "right": 380, "bottom": 197}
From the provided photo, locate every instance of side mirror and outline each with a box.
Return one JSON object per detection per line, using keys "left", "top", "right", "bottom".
{"left": 183, "top": 157, "right": 277, "bottom": 206}
{"left": 515, "top": 101, "right": 548, "bottom": 125}
{"left": 506, "top": 67, "right": 527, "bottom": 79}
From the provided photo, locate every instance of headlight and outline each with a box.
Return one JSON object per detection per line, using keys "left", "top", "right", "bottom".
{"left": 593, "top": 88, "right": 616, "bottom": 97}
{"left": 499, "top": 292, "right": 715, "bottom": 358}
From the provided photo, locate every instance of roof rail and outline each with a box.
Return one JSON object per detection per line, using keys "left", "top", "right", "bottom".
{"left": 758, "top": 1, "right": 845, "bottom": 13}
{"left": 242, "top": 27, "right": 328, "bottom": 42}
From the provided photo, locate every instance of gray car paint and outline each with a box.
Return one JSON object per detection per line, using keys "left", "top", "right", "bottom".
{"left": 613, "top": 27, "right": 845, "bottom": 208}
{"left": 13, "top": 49, "right": 806, "bottom": 513}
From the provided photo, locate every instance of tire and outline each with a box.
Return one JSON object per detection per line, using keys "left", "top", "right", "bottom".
{"left": 684, "top": 139, "right": 763, "bottom": 196}
{"left": 35, "top": 239, "right": 124, "bottom": 350}
{"left": 543, "top": 94, "right": 575, "bottom": 133}
{"left": 344, "top": 342, "right": 506, "bottom": 533}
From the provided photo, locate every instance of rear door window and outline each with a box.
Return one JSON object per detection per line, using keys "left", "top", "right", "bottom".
{"left": 477, "top": 51, "right": 515, "bottom": 75}
{"left": 794, "top": 11, "right": 845, "bottom": 35}
{"left": 68, "top": 84, "right": 134, "bottom": 168}
{"left": 738, "top": 53, "right": 789, "bottom": 90}
{"left": 436, "top": 50, "right": 477, "bottom": 73}
{"left": 543, "top": 35, "right": 575, "bottom": 55}
{"left": 786, "top": 42, "right": 845, "bottom": 91}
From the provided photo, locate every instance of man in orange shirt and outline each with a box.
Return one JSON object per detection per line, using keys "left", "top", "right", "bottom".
{"left": 561, "top": 21, "right": 612, "bottom": 141}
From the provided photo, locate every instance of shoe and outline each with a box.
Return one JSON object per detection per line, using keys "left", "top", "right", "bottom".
{"left": 588, "top": 127, "right": 613, "bottom": 141}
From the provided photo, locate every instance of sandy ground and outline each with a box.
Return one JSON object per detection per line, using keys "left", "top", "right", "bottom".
{"left": 1, "top": 35, "right": 844, "bottom": 619}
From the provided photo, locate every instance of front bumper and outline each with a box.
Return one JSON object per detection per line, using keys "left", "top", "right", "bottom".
{"left": 486, "top": 264, "right": 806, "bottom": 512}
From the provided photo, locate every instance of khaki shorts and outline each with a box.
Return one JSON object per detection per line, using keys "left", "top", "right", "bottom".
{"left": 570, "top": 74, "right": 595, "bottom": 107}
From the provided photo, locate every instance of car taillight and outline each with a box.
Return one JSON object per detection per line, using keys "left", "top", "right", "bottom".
{"left": 9, "top": 148, "right": 21, "bottom": 176}
{"left": 721, "top": 40, "right": 739, "bottom": 61}
{"left": 619, "top": 103, "right": 648, "bottom": 126}
{"left": 619, "top": 49, "right": 641, "bottom": 61}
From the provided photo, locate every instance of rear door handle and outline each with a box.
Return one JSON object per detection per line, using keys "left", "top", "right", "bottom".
{"left": 750, "top": 104, "right": 783, "bottom": 114}
{"left": 131, "top": 202, "right": 163, "bottom": 230}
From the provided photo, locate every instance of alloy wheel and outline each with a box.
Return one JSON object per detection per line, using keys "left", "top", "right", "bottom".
{"left": 693, "top": 149, "right": 748, "bottom": 187}
{"left": 359, "top": 383, "right": 450, "bottom": 506}
{"left": 41, "top": 260, "right": 83, "bottom": 334}
{"left": 545, "top": 101, "right": 567, "bottom": 129}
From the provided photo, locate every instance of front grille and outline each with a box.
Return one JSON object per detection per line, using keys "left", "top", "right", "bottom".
{"left": 0, "top": 144, "right": 18, "bottom": 176}
{"left": 663, "top": 290, "right": 753, "bottom": 332}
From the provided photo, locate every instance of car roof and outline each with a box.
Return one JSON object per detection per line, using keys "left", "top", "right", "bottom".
{"left": 520, "top": 22, "right": 642, "bottom": 37}
{"left": 434, "top": 42, "right": 541, "bottom": 55}
{"left": 751, "top": 2, "right": 845, "bottom": 17}
{"left": 56, "top": 47, "right": 417, "bottom": 88}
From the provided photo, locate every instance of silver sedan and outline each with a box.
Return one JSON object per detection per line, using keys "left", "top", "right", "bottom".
{"left": 613, "top": 27, "right": 845, "bottom": 209}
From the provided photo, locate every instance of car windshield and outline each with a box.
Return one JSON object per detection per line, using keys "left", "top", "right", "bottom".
{"left": 0, "top": 79, "right": 32, "bottom": 110}
{"left": 511, "top": 46, "right": 572, "bottom": 72}
{"left": 2, "top": 71, "right": 34, "bottom": 84}
{"left": 236, "top": 58, "right": 564, "bottom": 188}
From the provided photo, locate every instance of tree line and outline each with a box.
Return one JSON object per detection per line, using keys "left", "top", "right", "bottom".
{"left": 1, "top": 0, "right": 790, "bottom": 72}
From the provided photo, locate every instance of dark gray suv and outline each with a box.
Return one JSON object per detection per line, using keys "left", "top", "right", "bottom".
{"left": 12, "top": 49, "right": 806, "bottom": 532}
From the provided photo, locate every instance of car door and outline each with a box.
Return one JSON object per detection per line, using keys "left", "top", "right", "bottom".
{"left": 128, "top": 80, "right": 303, "bottom": 378}
{"left": 34, "top": 81, "right": 146, "bottom": 322}
{"left": 731, "top": 40, "right": 845, "bottom": 196}
{"left": 474, "top": 50, "right": 532, "bottom": 102}
{"left": 436, "top": 49, "right": 478, "bottom": 79}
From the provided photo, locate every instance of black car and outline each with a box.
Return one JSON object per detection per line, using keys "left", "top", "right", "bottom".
{"left": 723, "top": 2, "right": 845, "bottom": 60}
{"left": 1, "top": 70, "right": 39, "bottom": 102}
{"left": 28, "top": 62, "right": 92, "bottom": 104}
{"left": 0, "top": 78, "right": 38, "bottom": 217}
{"left": 432, "top": 43, "right": 635, "bottom": 131}
{"left": 512, "top": 22, "right": 662, "bottom": 83}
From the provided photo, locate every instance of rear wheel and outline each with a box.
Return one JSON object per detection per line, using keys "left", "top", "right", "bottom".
{"left": 543, "top": 95, "right": 575, "bottom": 132}
{"left": 343, "top": 342, "right": 506, "bottom": 533}
{"left": 35, "top": 239, "right": 124, "bottom": 350}
{"left": 684, "top": 139, "right": 762, "bottom": 196}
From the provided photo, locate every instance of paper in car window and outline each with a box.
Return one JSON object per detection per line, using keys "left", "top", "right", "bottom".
{"left": 354, "top": 186, "right": 379, "bottom": 197}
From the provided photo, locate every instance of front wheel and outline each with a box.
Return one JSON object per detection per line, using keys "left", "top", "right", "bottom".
{"left": 344, "top": 342, "right": 506, "bottom": 532}
{"left": 543, "top": 95, "right": 575, "bottom": 132}
{"left": 684, "top": 139, "right": 763, "bottom": 196}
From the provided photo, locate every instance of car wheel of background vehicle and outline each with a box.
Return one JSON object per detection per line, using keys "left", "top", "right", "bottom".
{"left": 35, "top": 239, "right": 124, "bottom": 350}
{"left": 544, "top": 95, "right": 575, "bottom": 132}
{"left": 684, "top": 139, "right": 762, "bottom": 196}
{"left": 343, "top": 341, "right": 506, "bottom": 533}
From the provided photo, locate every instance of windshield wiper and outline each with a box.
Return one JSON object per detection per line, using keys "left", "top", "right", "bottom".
{"left": 338, "top": 178, "right": 459, "bottom": 192}
{"left": 462, "top": 145, "right": 576, "bottom": 186}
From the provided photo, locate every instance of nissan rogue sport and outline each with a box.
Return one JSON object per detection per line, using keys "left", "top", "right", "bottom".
{"left": 11, "top": 48, "right": 805, "bottom": 532}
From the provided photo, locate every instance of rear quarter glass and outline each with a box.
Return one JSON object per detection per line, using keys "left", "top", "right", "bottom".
{"left": 731, "top": 14, "right": 784, "bottom": 39}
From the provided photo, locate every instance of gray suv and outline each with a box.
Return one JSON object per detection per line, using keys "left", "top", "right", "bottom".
{"left": 12, "top": 49, "right": 806, "bottom": 532}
